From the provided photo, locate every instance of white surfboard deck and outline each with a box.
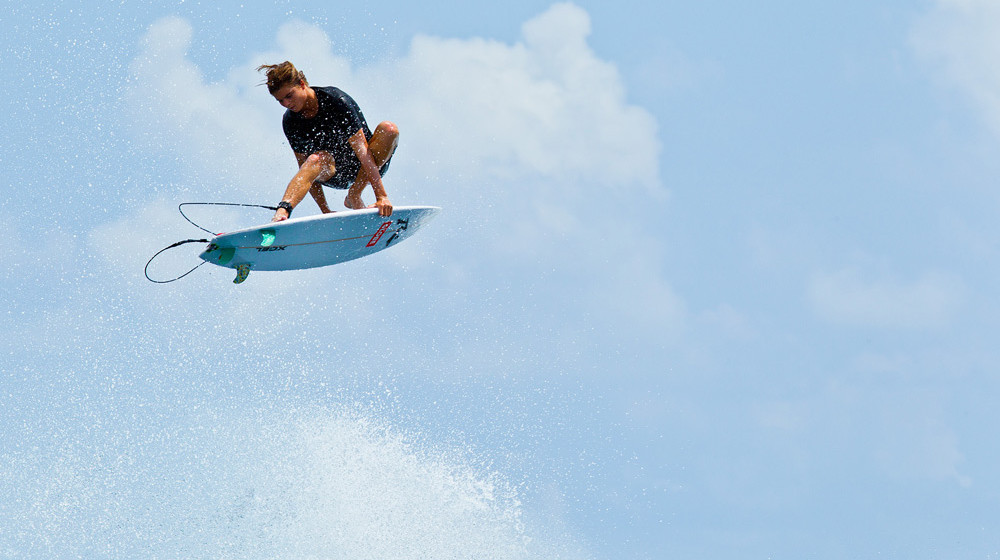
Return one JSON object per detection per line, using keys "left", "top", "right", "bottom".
{"left": 198, "top": 205, "right": 439, "bottom": 281}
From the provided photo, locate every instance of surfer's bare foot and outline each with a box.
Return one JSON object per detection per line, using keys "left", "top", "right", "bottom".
{"left": 344, "top": 194, "right": 365, "bottom": 210}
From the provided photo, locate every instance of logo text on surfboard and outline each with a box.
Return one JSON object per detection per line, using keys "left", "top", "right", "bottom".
{"left": 367, "top": 221, "right": 393, "bottom": 247}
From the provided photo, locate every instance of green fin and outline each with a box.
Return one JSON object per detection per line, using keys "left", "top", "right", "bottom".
{"left": 233, "top": 264, "right": 251, "bottom": 284}
{"left": 260, "top": 229, "right": 276, "bottom": 247}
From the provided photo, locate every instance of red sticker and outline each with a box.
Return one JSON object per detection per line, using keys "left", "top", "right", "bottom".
{"left": 366, "top": 221, "right": 392, "bottom": 247}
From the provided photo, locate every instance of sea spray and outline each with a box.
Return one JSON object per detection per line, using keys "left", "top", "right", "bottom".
{"left": 0, "top": 401, "right": 578, "bottom": 559}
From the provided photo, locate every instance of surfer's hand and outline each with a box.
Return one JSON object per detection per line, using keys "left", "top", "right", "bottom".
{"left": 372, "top": 198, "right": 393, "bottom": 217}
{"left": 344, "top": 194, "right": 365, "bottom": 210}
{"left": 272, "top": 208, "right": 289, "bottom": 222}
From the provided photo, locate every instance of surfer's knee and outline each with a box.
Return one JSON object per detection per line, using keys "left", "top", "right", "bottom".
{"left": 372, "top": 122, "right": 399, "bottom": 157}
{"left": 303, "top": 152, "right": 335, "bottom": 174}
{"left": 295, "top": 152, "right": 335, "bottom": 185}
{"left": 305, "top": 151, "right": 334, "bottom": 166}
{"left": 375, "top": 121, "right": 399, "bottom": 140}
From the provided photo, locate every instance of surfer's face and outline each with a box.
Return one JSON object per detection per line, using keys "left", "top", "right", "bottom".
{"left": 273, "top": 83, "right": 310, "bottom": 113}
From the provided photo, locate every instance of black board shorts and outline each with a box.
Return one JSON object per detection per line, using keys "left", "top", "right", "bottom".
{"left": 320, "top": 155, "right": 392, "bottom": 190}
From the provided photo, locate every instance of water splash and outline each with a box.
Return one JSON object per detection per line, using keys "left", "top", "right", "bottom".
{"left": 1, "top": 402, "right": 583, "bottom": 559}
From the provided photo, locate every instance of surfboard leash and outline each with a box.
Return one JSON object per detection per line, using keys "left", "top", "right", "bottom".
{"left": 145, "top": 202, "right": 278, "bottom": 283}
{"left": 143, "top": 238, "right": 210, "bottom": 283}
{"left": 178, "top": 202, "right": 279, "bottom": 235}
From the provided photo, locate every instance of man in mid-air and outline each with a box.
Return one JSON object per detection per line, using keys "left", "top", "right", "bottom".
{"left": 258, "top": 61, "right": 398, "bottom": 221}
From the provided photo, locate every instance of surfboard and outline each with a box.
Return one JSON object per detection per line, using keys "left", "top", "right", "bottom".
{"left": 197, "top": 205, "right": 440, "bottom": 283}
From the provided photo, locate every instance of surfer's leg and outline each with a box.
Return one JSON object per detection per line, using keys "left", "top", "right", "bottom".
{"left": 309, "top": 181, "right": 334, "bottom": 213}
{"left": 275, "top": 151, "right": 336, "bottom": 220}
{"left": 345, "top": 122, "right": 398, "bottom": 207}
{"left": 368, "top": 121, "right": 399, "bottom": 167}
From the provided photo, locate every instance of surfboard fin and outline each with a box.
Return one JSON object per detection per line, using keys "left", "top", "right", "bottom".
{"left": 233, "top": 263, "right": 251, "bottom": 284}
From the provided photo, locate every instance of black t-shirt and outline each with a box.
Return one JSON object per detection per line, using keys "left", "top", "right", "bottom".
{"left": 282, "top": 86, "right": 372, "bottom": 187}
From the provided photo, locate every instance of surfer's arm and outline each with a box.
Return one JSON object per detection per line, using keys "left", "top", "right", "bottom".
{"left": 347, "top": 129, "right": 392, "bottom": 217}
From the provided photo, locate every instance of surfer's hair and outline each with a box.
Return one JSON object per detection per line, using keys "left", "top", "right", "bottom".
{"left": 257, "top": 61, "right": 307, "bottom": 94}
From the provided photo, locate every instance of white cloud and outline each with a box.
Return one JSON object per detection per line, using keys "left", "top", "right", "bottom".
{"left": 875, "top": 393, "right": 972, "bottom": 487}
{"left": 912, "top": 0, "right": 1000, "bottom": 133}
{"left": 597, "top": 247, "right": 686, "bottom": 337}
{"left": 376, "top": 2, "right": 662, "bottom": 195}
{"left": 699, "top": 304, "right": 755, "bottom": 340}
{"left": 127, "top": 17, "right": 291, "bottom": 198}
{"left": 807, "top": 267, "right": 964, "bottom": 329}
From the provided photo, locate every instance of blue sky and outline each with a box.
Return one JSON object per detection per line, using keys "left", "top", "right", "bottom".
{"left": 4, "top": 0, "right": 1000, "bottom": 558}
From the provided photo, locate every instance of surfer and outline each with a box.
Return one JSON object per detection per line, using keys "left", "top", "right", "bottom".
{"left": 258, "top": 61, "right": 397, "bottom": 221}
